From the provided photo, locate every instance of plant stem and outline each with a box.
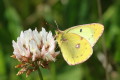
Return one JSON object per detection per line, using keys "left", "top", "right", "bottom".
{"left": 37, "top": 67, "right": 43, "bottom": 80}
{"left": 36, "top": 62, "right": 43, "bottom": 80}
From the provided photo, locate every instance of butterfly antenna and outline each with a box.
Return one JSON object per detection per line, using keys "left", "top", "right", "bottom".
{"left": 54, "top": 20, "right": 59, "bottom": 30}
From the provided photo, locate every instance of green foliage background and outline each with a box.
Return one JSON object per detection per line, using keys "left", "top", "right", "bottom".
{"left": 0, "top": 0, "right": 120, "bottom": 80}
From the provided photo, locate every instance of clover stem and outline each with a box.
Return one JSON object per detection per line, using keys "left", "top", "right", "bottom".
{"left": 36, "top": 62, "right": 43, "bottom": 80}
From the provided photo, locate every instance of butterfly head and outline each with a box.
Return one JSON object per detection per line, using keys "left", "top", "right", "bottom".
{"left": 55, "top": 30, "right": 63, "bottom": 42}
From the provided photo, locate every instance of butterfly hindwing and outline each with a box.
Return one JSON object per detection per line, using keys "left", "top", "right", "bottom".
{"left": 57, "top": 33, "right": 93, "bottom": 65}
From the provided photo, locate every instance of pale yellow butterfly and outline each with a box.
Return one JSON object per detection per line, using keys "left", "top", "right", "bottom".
{"left": 56, "top": 23, "right": 104, "bottom": 65}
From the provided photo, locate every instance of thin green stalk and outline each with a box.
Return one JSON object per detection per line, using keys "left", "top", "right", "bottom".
{"left": 37, "top": 67, "right": 43, "bottom": 80}
{"left": 36, "top": 62, "right": 43, "bottom": 80}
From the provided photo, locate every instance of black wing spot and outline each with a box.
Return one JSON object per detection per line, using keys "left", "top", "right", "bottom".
{"left": 80, "top": 29, "right": 82, "bottom": 32}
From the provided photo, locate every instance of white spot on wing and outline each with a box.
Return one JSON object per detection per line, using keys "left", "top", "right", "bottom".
{"left": 75, "top": 44, "right": 80, "bottom": 48}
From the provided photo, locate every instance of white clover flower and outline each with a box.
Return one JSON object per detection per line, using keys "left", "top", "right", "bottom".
{"left": 11, "top": 28, "right": 59, "bottom": 77}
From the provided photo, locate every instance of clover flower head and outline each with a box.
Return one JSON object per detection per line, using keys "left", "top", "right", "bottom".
{"left": 11, "top": 28, "right": 59, "bottom": 77}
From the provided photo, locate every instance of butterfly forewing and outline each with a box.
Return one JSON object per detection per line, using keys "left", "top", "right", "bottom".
{"left": 64, "top": 23, "right": 104, "bottom": 47}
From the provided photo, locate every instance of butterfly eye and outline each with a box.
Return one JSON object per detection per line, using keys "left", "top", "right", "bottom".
{"left": 80, "top": 29, "right": 82, "bottom": 32}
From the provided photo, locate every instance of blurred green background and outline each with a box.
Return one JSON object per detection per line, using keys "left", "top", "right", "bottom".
{"left": 0, "top": 0, "right": 120, "bottom": 80}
